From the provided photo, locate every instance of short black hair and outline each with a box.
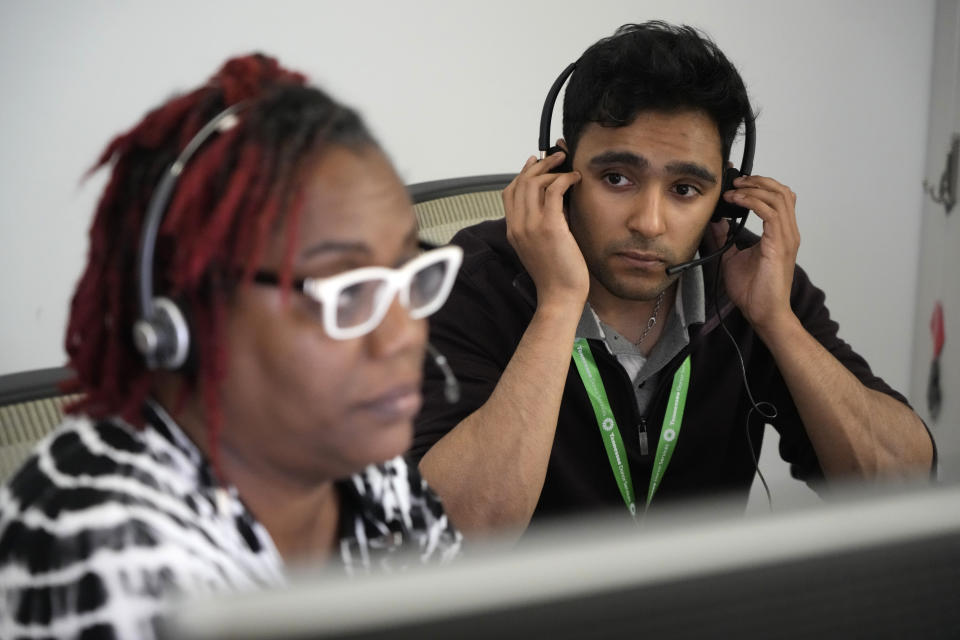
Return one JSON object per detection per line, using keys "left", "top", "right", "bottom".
{"left": 562, "top": 21, "right": 753, "bottom": 163}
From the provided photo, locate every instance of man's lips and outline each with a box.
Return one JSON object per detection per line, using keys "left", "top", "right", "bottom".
{"left": 614, "top": 251, "right": 667, "bottom": 269}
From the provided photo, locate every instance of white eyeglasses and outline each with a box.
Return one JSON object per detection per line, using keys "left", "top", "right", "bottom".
{"left": 252, "top": 245, "right": 463, "bottom": 340}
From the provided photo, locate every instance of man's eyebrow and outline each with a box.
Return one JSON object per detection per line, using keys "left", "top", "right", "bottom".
{"left": 665, "top": 161, "right": 718, "bottom": 184}
{"left": 587, "top": 151, "right": 649, "bottom": 169}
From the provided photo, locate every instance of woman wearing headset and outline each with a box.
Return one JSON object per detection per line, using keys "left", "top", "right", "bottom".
{"left": 0, "top": 54, "right": 461, "bottom": 639}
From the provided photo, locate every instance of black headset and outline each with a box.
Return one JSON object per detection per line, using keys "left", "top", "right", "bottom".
{"left": 132, "top": 103, "right": 246, "bottom": 371}
{"left": 537, "top": 61, "right": 756, "bottom": 276}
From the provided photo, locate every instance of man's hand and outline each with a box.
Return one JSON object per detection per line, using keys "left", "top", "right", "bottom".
{"left": 419, "top": 152, "right": 591, "bottom": 537}
{"left": 502, "top": 152, "right": 588, "bottom": 310}
{"left": 713, "top": 175, "right": 933, "bottom": 477}
{"left": 711, "top": 174, "right": 800, "bottom": 335}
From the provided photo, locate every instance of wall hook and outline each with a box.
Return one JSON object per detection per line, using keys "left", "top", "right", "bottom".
{"left": 923, "top": 133, "right": 958, "bottom": 215}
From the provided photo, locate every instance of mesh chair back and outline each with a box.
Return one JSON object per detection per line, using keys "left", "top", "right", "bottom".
{"left": 410, "top": 174, "right": 513, "bottom": 245}
{"left": 0, "top": 367, "right": 77, "bottom": 482}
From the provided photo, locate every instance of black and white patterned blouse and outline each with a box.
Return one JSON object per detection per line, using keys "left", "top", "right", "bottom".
{"left": 0, "top": 401, "right": 461, "bottom": 639}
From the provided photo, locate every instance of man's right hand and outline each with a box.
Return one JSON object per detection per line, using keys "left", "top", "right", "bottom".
{"left": 419, "top": 151, "right": 590, "bottom": 539}
{"left": 502, "top": 152, "right": 589, "bottom": 310}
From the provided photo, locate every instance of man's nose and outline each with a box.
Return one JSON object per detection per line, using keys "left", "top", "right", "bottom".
{"left": 627, "top": 185, "right": 667, "bottom": 237}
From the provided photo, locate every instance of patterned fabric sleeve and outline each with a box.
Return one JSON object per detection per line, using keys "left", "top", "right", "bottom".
{"left": 1, "top": 416, "right": 461, "bottom": 637}
{"left": 0, "top": 416, "right": 283, "bottom": 640}
{"left": 338, "top": 456, "right": 462, "bottom": 574}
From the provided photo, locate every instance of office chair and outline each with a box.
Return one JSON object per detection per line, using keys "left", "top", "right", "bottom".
{"left": 410, "top": 174, "right": 513, "bottom": 245}
{"left": 0, "top": 366, "right": 77, "bottom": 482}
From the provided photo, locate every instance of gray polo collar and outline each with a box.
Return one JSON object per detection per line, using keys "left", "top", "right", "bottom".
{"left": 575, "top": 262, "right": 706, "bottom": 348}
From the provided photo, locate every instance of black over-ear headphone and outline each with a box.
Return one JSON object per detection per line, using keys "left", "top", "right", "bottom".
{"left": 132, "top": 103, "right": 245, "bottom": 370}
{"left": 537, "top": 61, "right": 757, "bottom": 276}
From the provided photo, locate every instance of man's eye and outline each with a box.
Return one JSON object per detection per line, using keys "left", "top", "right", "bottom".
{"left": 673, "top": 184, "right": 701, "bottom": 197}
{"left": 603, "top": 173, "right": 631, "bottom": 187}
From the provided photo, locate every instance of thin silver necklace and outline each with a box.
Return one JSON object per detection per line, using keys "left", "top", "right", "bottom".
{"left": 636, "top": 290, "right": 665, "bottom": 347}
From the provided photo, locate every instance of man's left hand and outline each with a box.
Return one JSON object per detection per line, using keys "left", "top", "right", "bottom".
{"left": 710, "top": 174, "right": 800, "bottom": 334}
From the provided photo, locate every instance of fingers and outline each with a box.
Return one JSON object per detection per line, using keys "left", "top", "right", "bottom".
{"left": 727, "top": 175, "right": 795, "bottom": 209}
{"left": 520, "top": 166, "right": 580, "bottom": 231}
{"left": 723, "top": 174, "right": 800, "bottom": 243}
{"left": 502, "top": 156, "right": 538, "bottom": 220}
{"left": 544, "top": 170, "right": 581, "bottom": 218}
{"left": 725, "top": 186, "right": 786, "bottom": 219}
{"left": 500, "top": 152, "right": 590, "bottom": 305}
{"left": 503, "top": 152, "right": 568, "bottom": 204}
{"left": 526, "top": 150, "right": 568, "bottom": 177}
{"left": 727, "top": 175, "right": 797, "bottom": 215}
{"left": 503, "top": 151, "right": 579, "bottom": 228}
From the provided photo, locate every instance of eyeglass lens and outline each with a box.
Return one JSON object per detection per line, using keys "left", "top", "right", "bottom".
{"left": 409, "top": 260, "right": 449, "bottom": 309}
{"left": 335, "top": 257, "right": 452, "bottom": 330}
{"left": 336, "top": 280, "right": 386, "bottom": 329}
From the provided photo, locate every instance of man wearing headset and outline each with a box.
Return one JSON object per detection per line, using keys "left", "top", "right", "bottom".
{"left": 411, "top": 21, "right": 934, "bottom": 537}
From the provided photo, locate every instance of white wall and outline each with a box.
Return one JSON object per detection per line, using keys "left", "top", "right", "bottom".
{"left": 0, "top": 0, "right": 934, "bottom": 404}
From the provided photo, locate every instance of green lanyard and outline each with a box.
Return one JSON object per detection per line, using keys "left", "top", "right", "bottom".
{"left": 571, "top": 338, "right": 691, "bottom": 517}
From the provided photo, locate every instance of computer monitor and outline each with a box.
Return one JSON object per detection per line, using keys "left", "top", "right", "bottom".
{"left": 163, "top": 483, "right": 960, "bottom": 640}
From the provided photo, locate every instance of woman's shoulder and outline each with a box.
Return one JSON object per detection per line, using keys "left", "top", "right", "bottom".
{"left": 1, "top": 414, "right": 197, "bottom": 517}
{"left": 0, "top": 415, "right": 179, "bottom": 637}
{"left": 0, "top": 414, "right": 282, "bottom": 638}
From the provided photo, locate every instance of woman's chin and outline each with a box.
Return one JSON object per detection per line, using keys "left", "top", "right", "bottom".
{"left": 341, "top": 420, "right": 414, "bottom": 474}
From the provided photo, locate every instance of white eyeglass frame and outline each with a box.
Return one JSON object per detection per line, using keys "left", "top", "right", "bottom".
{"left": 254, "top": 245, "right": 462, "bottom": 340}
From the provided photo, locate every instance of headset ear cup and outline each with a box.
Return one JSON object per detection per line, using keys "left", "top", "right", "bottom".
{"left": 542, "top": 144, "right": 574, "bottom": 212}
{"left": 153, "top": 297, "right": 190, "bottom": 370}
{"left": 133, "top": 297, "right": 190, "bottom": 371}
{"left": 723, "top": 166, "right": 741, "bottom": 191}
{"left": 712, "top": 166, "right": 747, "bottom": 222}
{"left": 545, "top": 145, "right": 573, "bottom": 174}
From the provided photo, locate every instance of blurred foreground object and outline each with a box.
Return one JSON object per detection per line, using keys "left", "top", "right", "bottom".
{"left": 165, "top": 483, "right": 960, "bottom": 640}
